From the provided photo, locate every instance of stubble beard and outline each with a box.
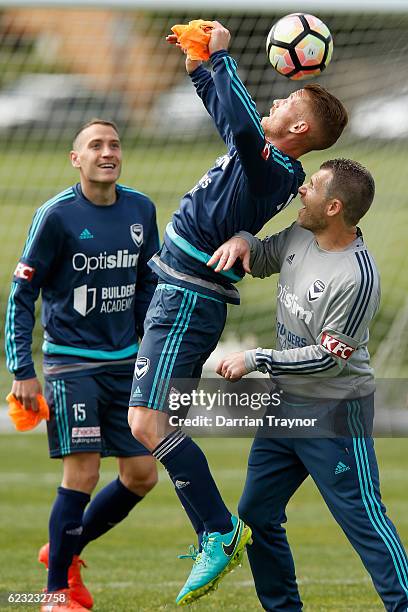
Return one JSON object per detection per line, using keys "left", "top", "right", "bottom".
{"left": 262, "top": 116, "right": 288, "bottom": 142}
{"left": 299, "top": 212, "right": 328, "bottom": 233}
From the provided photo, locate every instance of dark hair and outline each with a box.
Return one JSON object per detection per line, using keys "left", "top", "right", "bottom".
{"left": 320, "top": 158, "right": 375, "bottom": 225}
{"left": 72, "top": 119, "right": 120, "bottom": 148}
{"left": 304, "top": 84, "right": 348, "bottom": 151}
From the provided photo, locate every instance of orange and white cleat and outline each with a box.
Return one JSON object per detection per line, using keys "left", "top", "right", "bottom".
{"left": 38, "top": 543, "right": 93, "bottom": 609}
{"left": 40, "top": 588, "right": 89, "bottom": 611}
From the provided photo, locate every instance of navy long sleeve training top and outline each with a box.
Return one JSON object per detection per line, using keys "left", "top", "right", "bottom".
{"left": 5, "top": 184, "right": 159, "bottom": 380}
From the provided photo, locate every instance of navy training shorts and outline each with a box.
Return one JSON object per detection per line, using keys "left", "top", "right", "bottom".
{"left": 129, "top": 283, "right": 227, "bottom": 412}
{"left": 45, "top": 366, "right": 150, "bottom": 458}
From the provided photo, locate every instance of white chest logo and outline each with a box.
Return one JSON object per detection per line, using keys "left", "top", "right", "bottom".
{"left": 308, "top": 280, "right": 326, "bottom": 302}
{"left": 130, "top": 224, "right": 143, "bottom": 247}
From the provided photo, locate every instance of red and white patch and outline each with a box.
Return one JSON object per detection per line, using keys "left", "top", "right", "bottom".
{"left": 321, "top": 332, "right": 355, "bottom": 360}
{"left": 14, "top": 261, "right": 35, "bottom": 281}
{"left": 261, "top": 142, "right": 271, "bottom": 161}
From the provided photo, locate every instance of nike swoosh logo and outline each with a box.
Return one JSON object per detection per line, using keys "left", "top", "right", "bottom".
{"left": 222, "top": 521, "right": 242, "bottom": 557}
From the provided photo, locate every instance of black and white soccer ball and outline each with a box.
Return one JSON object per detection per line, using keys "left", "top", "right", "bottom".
{"left": 266, "top": 13, "right": 333, "bottom": 80}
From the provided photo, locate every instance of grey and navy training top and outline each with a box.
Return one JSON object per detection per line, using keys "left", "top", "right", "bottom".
{"left": 149, "top": 50, "right": 305, "bottom": 304}
{"left": 5, "top": 183, "right": 159, "bottom": 380}
{"left": 241, "top": 223, "right": 380, "bottom": 398}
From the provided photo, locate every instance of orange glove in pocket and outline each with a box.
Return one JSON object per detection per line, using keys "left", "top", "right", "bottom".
{"left": 171, "top": 19, "right": 214, "bottom": 61}
{"left": 6, "top": 393, "right": 50, "bottom": 431}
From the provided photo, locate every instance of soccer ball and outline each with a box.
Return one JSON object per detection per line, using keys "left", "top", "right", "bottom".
{"left": 266, "top": 13, "right": 333, "bottom": 81}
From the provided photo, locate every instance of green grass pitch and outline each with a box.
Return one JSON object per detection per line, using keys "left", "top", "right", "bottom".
{"left": 0, "top": 434, "right": 407, "bottom": 611}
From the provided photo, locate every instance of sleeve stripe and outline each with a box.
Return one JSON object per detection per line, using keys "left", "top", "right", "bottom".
{"left": 118, "top": 184, "right": 149, "bottom": 198}
{"left": 271, "top": 146, "right": 294, "bottom": 174}
{"left": 343, "top": 252, "right": 365, "bottom": 335}
{"left": 271, "top": 152, "right": 294, "bottom": 174}
{"left": 343, "top": 251, "right": 374, "bottom": 337}
{"left": 229, "top": 79, "right": 264, "bottom": 138}
{"left": 256, "top": 356, "right": 337, "bottom": 377}
{"left": 222, "top": 57, "right": 264, "bottom": 139}
{"left": 222, "top": 56, "right": 293, "bottom": 176}
{"left": 271, "top": 147, "right": 290, "bottom": 162}
{"left": 348, "top": 251, "right": 374, "bottom": 337}
{"left": 22, "top": 189, "right": 74, "bottom": 258}
{"left": 259, "top": 353, "right": 332, "bottom": 367}
{"left": 273, "top": 361, "right": 337, "bottom": 376}
{"left": 5, "top": 281, "right": 18, "bottom": 371}
{"left": 224, "top": 56, "right": 261, "bottom": 119}
{"left": 256, "top": 352, "right": 337, "bottom": 375}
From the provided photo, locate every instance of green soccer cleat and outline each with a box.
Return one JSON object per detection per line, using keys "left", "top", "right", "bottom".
{"left": 175, "top": 515, "right": 252, "bottom": 606}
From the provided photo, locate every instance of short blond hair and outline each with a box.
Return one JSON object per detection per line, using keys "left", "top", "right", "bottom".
{"left": 304, "top": 84, "right": 348, "bottom": 151}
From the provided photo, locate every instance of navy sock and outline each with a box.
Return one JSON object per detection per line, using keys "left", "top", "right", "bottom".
{"left": 153, "top": 431, "right": 232, "bottom": 534}
{"left": 75, "top": 477, "right": 143, "bottom": 555}
{"left": 173, "top": 480, "right": 205, "bottom": 550}
{"left": 48, "top": 486, "right": 90, "bottom": 592}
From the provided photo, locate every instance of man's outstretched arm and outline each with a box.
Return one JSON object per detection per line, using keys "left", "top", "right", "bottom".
{"left": 166, "top": 29, "right": 233, "bottom": 147}
{"left": 209, "top": 23, "right": 295, "bottom": 196}
{"left": 5, "top": 208, "right": 62, "bottom": 409}
{"left": 217, "top": 277, "right": 380, "bottom": 381}
{"left": 207, "top": 226, "right": 294, "bottom": 276}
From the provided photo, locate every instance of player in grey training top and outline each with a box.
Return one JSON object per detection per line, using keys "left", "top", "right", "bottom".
{"left": 210, "top": 159, "right": 408, "bottom": 612}
{"left": 240, "top": 214, "right": 379, "bottom": 398}
{"left": 210, "top": 157, "right": 379, "bottom": 399}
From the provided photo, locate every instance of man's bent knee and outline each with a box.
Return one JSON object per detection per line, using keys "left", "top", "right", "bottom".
{"left": 239, "top": 494, "right": 266, "bottom": 528}
{"left": 239, "top": 494, "right": 287, "bottom": 532}
{"left": 62, "top": 452, "right": 100, "bottom": 494}
{"left": 238, "top": 496, "right": 255, "bottom": 527}
{"left": 135, "top": 472, "right": 158, "bottom": 496}
{"left": 121, "top": 469, "right": 158, "bottom": 496}
{"left": 119, "top": 455, "right": 158, "bottom": 496}
{"left": 128, "top": 405, "right": 172, "bottom": 450}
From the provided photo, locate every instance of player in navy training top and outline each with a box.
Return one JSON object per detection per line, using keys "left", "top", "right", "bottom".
{"left": 127, "top": 22, "right": 348, "bottom": 605}
{"left": 5, "top": 120, "right": 159, "bottom": 609}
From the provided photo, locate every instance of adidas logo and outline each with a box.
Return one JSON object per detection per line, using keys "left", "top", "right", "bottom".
{"left": 169, "top": 386, "right": 180, "bottom": 398}
{"left": 175, "top": 479, "right": 190, "bottom": 489}
{"left": 132, "top": 386, "right": 142, "bottom": 397}
{"left": 335, "top": 461, "right": 351, "bottom": 475}
{"left": 286, "top": 253, "right": 295, "bottom": 265}
{"left": 66, "top": 526, "right": 83, "bottom": 536}
{"left": 79, "top": 228, "right": 94, "bottom": 239}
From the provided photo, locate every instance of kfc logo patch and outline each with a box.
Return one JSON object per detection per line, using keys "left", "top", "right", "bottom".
{"left": 14, "top": 262, "right": 35, "bottom": 281}
{"left": 321, "top": 332, "right": 355, "bottom": 360}
{"left": 261, "top": 142, "right": 271, "bottom": 161}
